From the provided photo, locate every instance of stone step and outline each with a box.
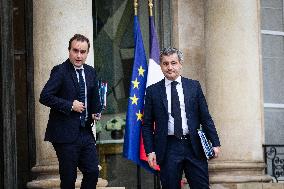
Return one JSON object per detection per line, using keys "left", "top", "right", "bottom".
{"left": 182, "top": 183, "right": 284, "bottom": 189}
{"left": 27, "top": 177, "right": 109, "bottom": 188}
{"left": 49, "top": 187, "right": 125, "bottom": 189}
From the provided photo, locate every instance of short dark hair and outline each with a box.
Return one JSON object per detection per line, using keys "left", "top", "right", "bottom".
{"left": 68, "top": 34, "right": 90, "bottom": 51}
{"left": 160, "top": 47, "right": 184, "bottom": 63}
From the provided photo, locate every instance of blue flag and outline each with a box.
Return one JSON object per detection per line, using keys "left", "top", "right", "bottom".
{"left": 123, "top": 15, "right": 152, "bottom": 171}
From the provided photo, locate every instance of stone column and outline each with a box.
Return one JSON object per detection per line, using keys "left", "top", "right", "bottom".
{"left": 204, "top": 0, "right": 271, "bottom": 186}
{"left": 27, "top": 0, "right": 106, "bottom": 188}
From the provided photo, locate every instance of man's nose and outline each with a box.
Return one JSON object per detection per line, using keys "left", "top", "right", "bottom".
{"left": 167, "top": 64, "right": 173, "bottom": 70}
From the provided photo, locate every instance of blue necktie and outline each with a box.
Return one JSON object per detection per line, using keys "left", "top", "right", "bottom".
{"left": 171, "top": 81, "right": 183, "bottom": 138}
{"left": 76, "top": 69, "right": 86, "bottom": 127}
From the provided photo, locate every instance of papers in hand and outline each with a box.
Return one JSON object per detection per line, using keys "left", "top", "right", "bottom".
{"left": 197, "top": 129, "right": 215, "bottom": 159}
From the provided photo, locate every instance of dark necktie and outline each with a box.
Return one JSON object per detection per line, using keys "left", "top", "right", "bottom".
{"left": 171, "top": 81, "right": 183, "bottom": 138}
{"left": 76, "top": 69, "right": 86, "bottom": 127}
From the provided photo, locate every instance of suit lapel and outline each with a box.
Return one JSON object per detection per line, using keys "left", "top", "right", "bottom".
{"left": 158, "top": 79, "right": 168, "bottom": 112}
{"left": 182, "top": 77, "right": 189, "bottom": 105}
{"left": 181, "top": 77, "right": 192, "bottom": 119}
{"left": 84, "top": 66, "right": 92, "bottom": 90}
{"left": 67, "top": 60, "right": 80, "bottom": 95}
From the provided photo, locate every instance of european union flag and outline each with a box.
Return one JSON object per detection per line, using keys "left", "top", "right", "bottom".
{"left": 123, "top": 15, "right": 152, "bottom": 171}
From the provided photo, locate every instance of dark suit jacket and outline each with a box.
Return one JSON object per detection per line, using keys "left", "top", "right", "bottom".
{"left": 142, "top": 77, "right": 220, "bottom": 164}
{"left": 39, "top": 59, "right": 101, "bottom": 143}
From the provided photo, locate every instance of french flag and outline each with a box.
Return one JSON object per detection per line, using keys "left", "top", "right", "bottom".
{"left": 146, "top": 16, "right": 164, "bottom": 87}
{"left": 140, "top": 15, "right": 164, "bottom": 171}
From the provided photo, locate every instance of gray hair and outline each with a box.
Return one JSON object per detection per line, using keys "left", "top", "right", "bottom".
{"left": 160, "top": 47, "right": 184, "bottom": 63}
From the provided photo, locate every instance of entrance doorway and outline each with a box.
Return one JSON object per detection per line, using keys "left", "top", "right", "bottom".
{"left": 0, "top": 0, "right": 34, "bottom": 188}
{"left": 13, "top": 0, "right": 35, "bottom": 188}
{"left": 92, "top": 0, "right": 171, "bottom": 188}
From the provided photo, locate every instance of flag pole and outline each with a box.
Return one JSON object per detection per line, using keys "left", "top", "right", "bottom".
{"left": 148, "top": 1, "right": 161, "bottom": 188}
{"left": 134, "top": 2, "right": 141, "bottom": 189}
{"left": 137, "top": 166, "right": 141, "bottom": 189}
{"left": 148, "top": 0, "right": 153, "bottom": 17}
{"left": 134, "top": 0, "right": 138, "bottom": 16}
{"left": 134, "top": 1, "right": 142, "bottom": 187}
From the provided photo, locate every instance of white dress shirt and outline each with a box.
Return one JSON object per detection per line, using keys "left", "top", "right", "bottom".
{"left": 165, "top": 76, "right": 189, "bottom": 135}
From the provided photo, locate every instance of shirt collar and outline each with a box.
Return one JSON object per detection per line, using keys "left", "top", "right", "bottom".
{"left": 165, "top": 76, "right": 182, "bottom": 86}
{"left": 74, "top": 65, "right": 84, "bottom": 70}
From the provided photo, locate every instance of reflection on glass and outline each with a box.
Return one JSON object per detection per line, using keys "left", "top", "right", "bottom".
{"left": 93, "top": 0, "right": 134, "bottom": 114}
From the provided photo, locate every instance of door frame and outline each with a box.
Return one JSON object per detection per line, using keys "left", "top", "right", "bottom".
{"left": 0, "top": 0, "right": 17, "bottom": 188}
{"left": 0, "top": 0, "right": 34, "bottom": 188}
{"left": 25, "top": 0, "right": 36, "bottom": 181}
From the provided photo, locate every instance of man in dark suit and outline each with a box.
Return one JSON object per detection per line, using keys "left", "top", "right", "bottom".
{"left": 142, "top": 47, "right": 221, "bottom": 189}
{"left": 40, "top": 34, "right": 102, "bottom": 189}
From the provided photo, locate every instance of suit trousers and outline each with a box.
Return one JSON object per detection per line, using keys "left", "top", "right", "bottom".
{"left": 53, "top": 127, "right": 99, "bottom": 189}
{"left": 159, "top": 136, "right": 209, "bottom": 189}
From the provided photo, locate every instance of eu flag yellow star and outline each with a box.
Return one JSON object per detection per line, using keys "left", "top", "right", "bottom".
{"left": 138, "top": 66, "right": 145, "bottom": 77}
{"left": 129, "top": 94, "right": 139, "bottom": 105}
{"left": 136, "top": 110, "right": 143, "bottom": 121}
{"left": 132, "top": 78, "right": 140, "bottom": 89}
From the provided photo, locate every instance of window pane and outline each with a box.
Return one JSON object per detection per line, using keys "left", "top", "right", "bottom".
{"left": 93, "top": 0, "right": 134, "bottom": 114}
{"left": 261, "top": 0, "right": 283, "bottom": 31}
{"left": 261, "top": 0, "right": 282, "bottom": 8}
{"left": 262, "top": 35, "right": 284, "bottom": 104}
{"left": 264, "top": 108, "right": 284, "bottom": 144}
{"left": 262, "top": 34, "right": 284, "bottom": 57}
{"left": 263, "top": 58, "right": 284, "bottom": 104}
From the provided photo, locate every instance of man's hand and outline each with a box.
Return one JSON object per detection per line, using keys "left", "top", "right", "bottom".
{"left": 92, "top": 113, "right": 101, "bottom": 121}
{"left": 72, "top": 100, "right": 85, "bottom": 113}
{"left": 213, "top": 146, "right": 221, "bottom": 158}
{"left": 147, "top": 152, "right": 157, "bottom": 169}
